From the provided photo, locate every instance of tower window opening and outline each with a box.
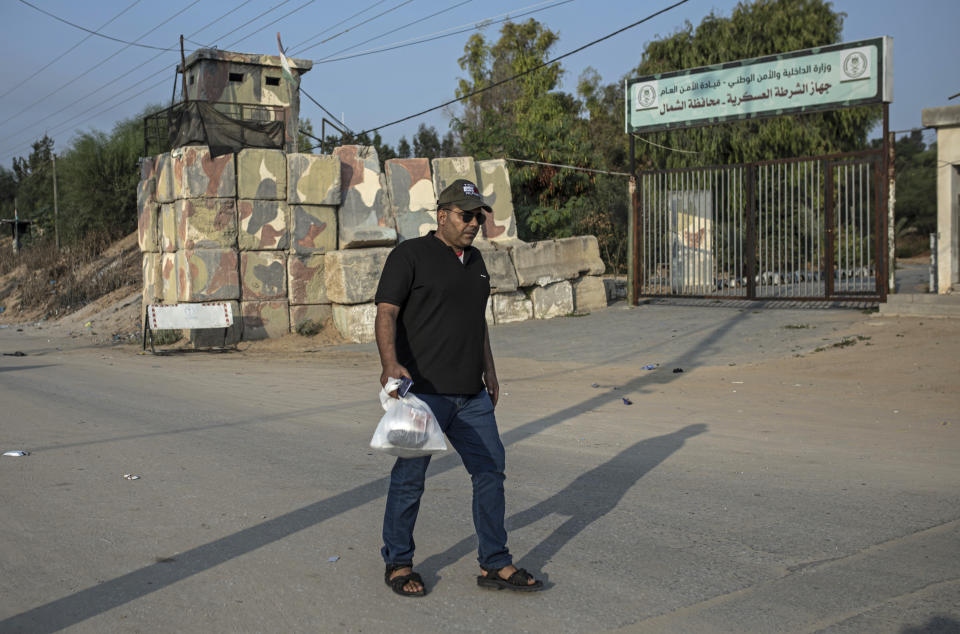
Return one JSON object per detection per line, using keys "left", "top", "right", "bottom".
{"left": 265, "top": 76, "right": 281, "bottom": 86}
{"left": 229, "top": 72, "right": 244, "bottom": 82}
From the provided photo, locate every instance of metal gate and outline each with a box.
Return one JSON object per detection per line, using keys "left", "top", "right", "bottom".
{"left": 635, "top": 150, "right": 886, "bottom": 301}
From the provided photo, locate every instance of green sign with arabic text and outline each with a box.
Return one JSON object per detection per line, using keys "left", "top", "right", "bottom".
{"left": 625, "top": 37, "right": 892, "bottom": 134}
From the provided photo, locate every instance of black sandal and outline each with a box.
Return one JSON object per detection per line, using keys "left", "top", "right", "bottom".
{"left": 477, "top": 567, "right": 543, "bottom": 592}
{"left": 384, "top": 563, "right": 426, "bottom": 597}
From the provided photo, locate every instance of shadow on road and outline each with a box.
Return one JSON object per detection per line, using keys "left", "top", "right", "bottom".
{"left": 416, "top": 424, "right": 707, "bottom": 588}
{"left": 0, "top": 306, "right": 747, "bottom": 632}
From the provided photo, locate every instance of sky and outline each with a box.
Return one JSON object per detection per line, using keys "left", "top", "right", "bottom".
{"left": 0, "top": 0, "right": 957, "bottom": 167}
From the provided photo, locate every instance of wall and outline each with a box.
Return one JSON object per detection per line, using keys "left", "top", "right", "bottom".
{"left": 138, "top": 145, "right": 608, "bottom": 345}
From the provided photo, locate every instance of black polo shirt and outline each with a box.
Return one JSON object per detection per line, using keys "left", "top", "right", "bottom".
{"left": 375, "top": 232, "right": 490, "bottom": 395}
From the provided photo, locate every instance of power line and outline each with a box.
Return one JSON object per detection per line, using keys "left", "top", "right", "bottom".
{"left": 222, "top": 0, "right": 319, "bottom": 51}
{"left": 16, "top": 0, "right": 188, "bottom": 52}
{"left": 632, "top": 134, "right": 702, "bottom": 155}
{"left": 292, "top": 0, "right": 416, "bottom": 56}
{"left": 0, "top": 0, "right": 325, "bottom": 162}
{"left": 0, "top": 0, "right": 202, "bottom": 132}
{"left": 307, "top": 0, "right": 473, "bottom": 62}
{"left": 506, "top": 157, "right": 630, "bottom": 176}
{"left": 301, "top": 88, "right": 354, "bottom": 133}
{"left": 311, "top": 0, "right": 573, "bottom": 65}
{"left": 285, "top": 0, "right": 389, "bottom": 54}
{"left": 0, "top": 0, "right": 143, "bottom": 100}
{"left": 191, "top": 0, "right": 294, "bottom": 49}
{"left": 354, "top": 0, "right": 690, "bottom": 137}
{"left": 297, "top": 0, "right": 571, "bottom": 138}
{"left": 0, "top": 2, "right": 266, "bottom": 160}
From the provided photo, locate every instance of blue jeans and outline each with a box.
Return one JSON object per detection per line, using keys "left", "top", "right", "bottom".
{"left": 381, "top": 390, "right": 512, "bottom": 571}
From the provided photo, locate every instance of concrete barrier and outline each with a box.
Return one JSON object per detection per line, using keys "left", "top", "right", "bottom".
{"left": 531, "top": 280, "right": 574, "bottom": 319}
{"left": 332, "top": 302, "right": 377, "bottom": 343}
{"left": 237, "top": 148, "right": 286, "bottom": 200}
{"left": 240, "top": 251, "right": 287, "bottom": 300}
{"left": 241, "top": 300, "right": 290, "bottom": 340}
{"left": 287, "top": 254, "right": 327, "bottom": 304}
{"left": 176, "top": 249, "right": 240, "bottom": 302}
{"left": 238, "top": 200, "right": 289, "bottom": 250}
{"left": 385, "top": 158, "right": 436, "bottom": 242}
{"left": 334, "top": 145, "right": 396, "bottom": 248}
{"left": 325, "top": 248, "right": 391, "bottom": 305}
{"left": 176, "top": 198, "right": 238, "bottom": 250}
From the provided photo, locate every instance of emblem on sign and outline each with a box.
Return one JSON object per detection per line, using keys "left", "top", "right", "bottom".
{"left": 841, "top": 50, "right": 869, "bottom": 81}
{"left": 634, "top": 82, "right": 658, "bottom": 111}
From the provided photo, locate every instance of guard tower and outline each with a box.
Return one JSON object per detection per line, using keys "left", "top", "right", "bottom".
{"left": 175, "top": 48, "right": 312, "bottom": 153}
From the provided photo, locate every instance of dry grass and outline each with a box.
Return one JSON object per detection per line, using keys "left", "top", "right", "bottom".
{"left": 0, "top": 233, "right": 141, "bottom": 318}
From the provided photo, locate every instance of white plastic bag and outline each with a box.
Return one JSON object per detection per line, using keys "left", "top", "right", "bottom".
{"left": 370, "top": 378, "right": 447, "bottom": 458}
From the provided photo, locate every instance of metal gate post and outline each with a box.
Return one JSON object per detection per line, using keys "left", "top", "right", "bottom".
{"left": 824, "top": 162, "right": 835, "bottom": 298}
{"left": 879, "top": 102, "right": 891, "bottom": 301}
{"left": 745, "top": 164, "right": 757, "bottom": 300}
{"left": 629, "top": 134, "right": 639, "bottom": 305}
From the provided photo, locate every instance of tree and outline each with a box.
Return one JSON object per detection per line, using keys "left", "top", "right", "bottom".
{"left": 396, "top": 136, "right": 412, "bottom": 159}
{"left": 412, "top": 124, "right": 441, "bottom": 159}
{"left": 892, "top": 131, "right": 936, "bottom": 243}
{"left": 297, "top": 118, "right": 316, "bottom": 153}
{"left": 12, "top": 135, "right": 56, "bottom": 233}
{"left": 58, "top": 114, "right": 141, "bottom": 242}
{"left": 451, "top": 19, "right": 594, "bottom": 240}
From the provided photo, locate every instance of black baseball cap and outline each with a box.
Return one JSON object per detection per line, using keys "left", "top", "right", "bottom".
{"left": 437, "top": 179, "right": 492, "bottom": 212}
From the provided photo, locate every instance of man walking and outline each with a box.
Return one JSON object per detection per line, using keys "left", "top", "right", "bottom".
{"left": 374, "top": 179, "right": 542, "bottom": 597}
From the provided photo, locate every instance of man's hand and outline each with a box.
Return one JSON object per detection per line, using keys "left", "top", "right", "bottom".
{"left": 381, "top": 363, "right": 412, "bottom": 399}
{"left": 484, "top": 371, "right": 499, "bottom": 407}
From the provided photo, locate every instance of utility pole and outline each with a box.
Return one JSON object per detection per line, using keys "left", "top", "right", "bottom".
{"left": 52, "top": 154, "right": 60, "bottom": 249}
{"left": 13, "top": 198, "right": 20, "bottom": 255}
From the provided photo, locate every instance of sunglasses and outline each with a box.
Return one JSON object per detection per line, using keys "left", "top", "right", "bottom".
{"left": 440, "top": 208, "right": 487, "bottom": 225}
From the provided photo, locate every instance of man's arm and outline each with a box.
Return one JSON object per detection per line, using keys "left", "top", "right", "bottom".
{"left": 375, "top": 302, "right": 411, "bottom": 397}
{"left": 481, "top": 321, "right": 499, "bottom": 407}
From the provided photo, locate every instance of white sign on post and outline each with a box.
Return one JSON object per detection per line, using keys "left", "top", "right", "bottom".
{"left": 148, "top": 303, "right": 233, "bottom": 330}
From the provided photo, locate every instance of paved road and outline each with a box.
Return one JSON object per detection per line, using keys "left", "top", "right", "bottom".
{"left": 0, "top": 302, "right": 957, "bottom": 633}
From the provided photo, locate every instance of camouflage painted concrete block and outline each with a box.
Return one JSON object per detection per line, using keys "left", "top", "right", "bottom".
{"left": 140, "top": 155, "right": 158, "bottom": 181}
{"left": 160, "top": 253, "right": 178, "bottom": 304}
{"left": 332, "top": 302, "right": 376, "bottom": 343}
{"left": 474, "top": 242, "right": 518, "bottom": 293}
{"left": 324, "top": 248, "right": 391, "bottom": 305}
{"left": 155, "top": 153, "right": 175, "bottom": 203}
{"left": 510, "top": 236, "right": 605, "bottom": 287}
{"left": 288, "top": 153, "right": 340, "bottom": 205}
{"left": 176, "top": 198, "right": 238, "bottom": 250}
{"left": 530, "top": 280, "right": 574, "bottom": 319}
{"left": 188, "top": 300, "right": 241, "bottom": 347}
{"left": 176, "top": 249, "right": 240, "bottom": 302}
{"left": 238, "top": 200, "right": 288, "bottom": 250}
{"left": 385, "top": 158, "right": 436, "bottom": 242}
{"left": 160, "top": 204, "right": 177, "bottom": 252}
{"left": 170, "top": 146, "right": 236, "bottom": 199}
{"left": 142, "top": 253, "right": 162, "bottom": 304}
{"left": 287, "top": 254, "right": 327, "bottom": 304}
{"left": 338, "top": 225, "right": 396, "bottom": 250}
{"left": 492, "top": 291, "right": 533, "bottom": 324}
{"left": 289, "top": 304, "right": 332, "bottom": 334}
{"left": 476, "top": 159, "right": 519, "bottom": 242}
{"left": 240, "top": 251, "right": 287, "bottom": 300}
{"left": 290, "top": 204, "right": 337, "bottom": 254}
{"left": 431, "top": 156, "right": 476, "bottom": 196}
{"left": 241, "top": 300, "right": 290, "bottom": 341}
{"left": 237, "top": 148, "right": 286, "bottom": 200}
{"left": 571, "top": 275, "right": 608, "bottom": 313}
{"left": 138, "top": 180, "right": 160, "bottom": 253}
{"left": 333, "top": 145, "right": 396, "bottom": 248}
